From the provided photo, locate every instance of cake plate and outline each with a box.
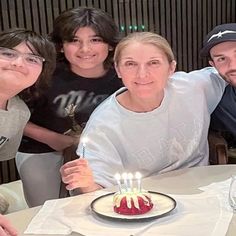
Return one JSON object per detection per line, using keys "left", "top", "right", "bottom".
{"left": 90, "top": 191, "right": 177, "bottom": 222}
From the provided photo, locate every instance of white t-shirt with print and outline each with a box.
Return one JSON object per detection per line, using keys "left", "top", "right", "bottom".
{"left": 0, "top": 96, "right": 30, "bottom": 161}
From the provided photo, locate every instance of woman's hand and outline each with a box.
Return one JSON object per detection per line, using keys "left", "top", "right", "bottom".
{"left": 0, "top": 214, "right": 18, "bottom": 236}
{"left": 60, "top": 159, "right": 102, "bottom": 193}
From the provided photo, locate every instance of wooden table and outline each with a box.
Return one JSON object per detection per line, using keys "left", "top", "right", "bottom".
{"left": 6, "top": 165, "right": 236, "bottom": 235}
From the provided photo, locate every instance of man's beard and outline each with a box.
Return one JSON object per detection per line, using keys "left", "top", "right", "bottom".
{"left": 220, "top": 70, "right": 236, "bottom": 87}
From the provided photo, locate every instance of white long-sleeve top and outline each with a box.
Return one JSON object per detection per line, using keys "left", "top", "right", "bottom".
{"left": 77, "top": 67, "right": 226, "bottom": 187}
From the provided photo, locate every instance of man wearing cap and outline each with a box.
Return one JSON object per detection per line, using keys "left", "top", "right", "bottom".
{"left": 200, "top": 23, "right": 236, "bottom": 152}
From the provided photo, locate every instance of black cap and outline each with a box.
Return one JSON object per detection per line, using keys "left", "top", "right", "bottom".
{"left": 200, "top": 23, "right": 236, "bottom": 57}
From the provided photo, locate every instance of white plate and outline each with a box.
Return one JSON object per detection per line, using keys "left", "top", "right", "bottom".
{"left": 90, "top": 191, "right": 176, "bottom": 222}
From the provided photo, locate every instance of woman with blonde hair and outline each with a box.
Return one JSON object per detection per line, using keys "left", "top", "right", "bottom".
{"left": 60, "top": 32, "right": 225, "bottom": 193}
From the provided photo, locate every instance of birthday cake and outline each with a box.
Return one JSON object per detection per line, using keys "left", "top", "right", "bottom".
{"left": 113, "top": 189, "right": 153, "bottom": 215}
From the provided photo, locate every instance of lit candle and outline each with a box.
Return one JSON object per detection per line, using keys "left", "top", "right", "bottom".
{"left": 135, "top": 172, "right": 142, "bottom": 192}
{"left": 127, "top": 173, "right": 133, "bottom": 191}
{"left": 122, "top": 172, "right": 128, "bottom": 192}
{"left": 114, "top": 173, "right": 122, "bottom": 193}
{"left": 81, "top": 137, "right": 88, "bottom": 158}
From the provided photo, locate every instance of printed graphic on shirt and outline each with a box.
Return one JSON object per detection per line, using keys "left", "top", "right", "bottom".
{"left": 0, "top": 136, "right": 9, "bottom": 148}
{"left": 54, "top": 90, "right": 108, "bottom": 117}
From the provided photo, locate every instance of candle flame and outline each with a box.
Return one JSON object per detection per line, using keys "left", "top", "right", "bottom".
{"left": 135, "top": 172, "right": 142, "bottom": 179}
{"left": 81, "top": 137, "right": 88, "bottom": 146}
{"left": 114, "top": 173, "right": 121, "bottom": 180}
{"left": 122, "top": 172, "right": 128, "bottom": 179}
{"left": 127, "top": 173, "right": 133, "bottom": 179}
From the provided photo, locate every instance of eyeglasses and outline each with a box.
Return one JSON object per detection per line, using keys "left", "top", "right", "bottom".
{"left": 0, "top": 47, "right": 45, "bottom": 66}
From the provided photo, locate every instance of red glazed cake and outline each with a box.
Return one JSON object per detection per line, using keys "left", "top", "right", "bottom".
{"left": 113, "top": 190, "right": 153, "bottom": 215}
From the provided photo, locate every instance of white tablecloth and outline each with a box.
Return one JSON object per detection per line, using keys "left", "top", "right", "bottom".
{"left": 24, "top": 183, "right": 233, "bottom": 236}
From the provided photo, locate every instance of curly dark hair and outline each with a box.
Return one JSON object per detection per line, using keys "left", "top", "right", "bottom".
{"left": 50, "top": 7, "right": 120, "bottom": 69}
{"left": 0, "top": 28, "right": 56, "bottom": 103}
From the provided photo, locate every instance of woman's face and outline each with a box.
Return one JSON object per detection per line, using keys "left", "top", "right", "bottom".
{"left": 0, "top": 42, "right": 43, "bottom": 96}
{"left": 62, "top": 27, "right": 110, "bottom": 76}
{"left": 115, "top": 42, "right": 176, "bottom": 99}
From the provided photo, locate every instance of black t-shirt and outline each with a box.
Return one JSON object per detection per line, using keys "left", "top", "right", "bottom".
{"left": 210, "top": 84, "right": 236, "bottom": 147}
{"left": 19, "top": 63, "right": 123, "bottom": 153}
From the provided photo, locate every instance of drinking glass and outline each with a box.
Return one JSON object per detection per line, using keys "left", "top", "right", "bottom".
{"left": 229, "top": 175, "right": 236, "bottom": 212}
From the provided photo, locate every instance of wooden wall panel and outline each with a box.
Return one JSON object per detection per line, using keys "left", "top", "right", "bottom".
{"left": 0, "top": 0, "right": 234, "bottom": 71}
{"left": 0, "top": 159, "right": 19, "bottom": 184}
{"left": 0, "top": 0, "right": 235, "bottom": 184}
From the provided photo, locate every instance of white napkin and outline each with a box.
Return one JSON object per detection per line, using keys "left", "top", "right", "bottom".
{"left": 25, "top": 190, "right": 232, "bottom": 236}
{"left": 199, "top": 178, "right": 232, "bottom": 211}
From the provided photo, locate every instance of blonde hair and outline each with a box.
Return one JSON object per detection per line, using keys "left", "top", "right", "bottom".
{"left": 114, "top": 32, "right": 175, "bottom": 64}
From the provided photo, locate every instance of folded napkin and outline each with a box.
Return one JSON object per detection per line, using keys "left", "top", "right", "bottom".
{"left": 25, "top": 189, "right": 232, "bottom": 236}
{"left": 199, "top": 178, "right": 232, "bottom": 211}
